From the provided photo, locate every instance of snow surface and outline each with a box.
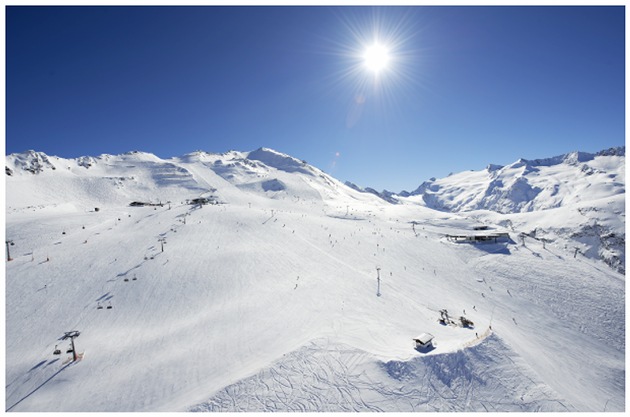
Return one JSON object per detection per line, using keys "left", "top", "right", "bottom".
{"left": 5, "top": 148, "right": 625, "bottom": 412}
{"left": 377, "top": 148, "right": 626, "bottom": 274}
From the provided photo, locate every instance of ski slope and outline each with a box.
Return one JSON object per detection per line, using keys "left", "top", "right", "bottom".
{"left": 5, "top": 148, "right": 625, "bottom": 411}
{"left": 362, "top": 147, "right": 626, "bottom": 274}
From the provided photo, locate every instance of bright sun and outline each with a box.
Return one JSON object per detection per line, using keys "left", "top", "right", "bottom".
{"left": 362, "top": 43, "right": 391, "bottom": 74}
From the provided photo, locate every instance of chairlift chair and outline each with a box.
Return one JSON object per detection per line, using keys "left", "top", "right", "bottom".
{"left": 66, "top": 347, "right": 74, "bottom": 353}
{"left": 107, "top": 302, "right": 112, "bottom": 309}
{"left": 53, "top": 345, "right": 61, "bottom": 355}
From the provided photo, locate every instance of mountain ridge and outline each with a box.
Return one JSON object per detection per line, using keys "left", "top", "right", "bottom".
{"left": 380, "top": 146, "right": 625, "bottom": 205}
{"left": 7, "top": 145, "right": 624, "bottom": 201}
{"left": 6, "top": 145, "right": 625, "bottom": 274}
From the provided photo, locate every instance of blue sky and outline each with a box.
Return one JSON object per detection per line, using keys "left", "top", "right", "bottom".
{"left": 6, "top": 5, "right": 625, "bottom": 192}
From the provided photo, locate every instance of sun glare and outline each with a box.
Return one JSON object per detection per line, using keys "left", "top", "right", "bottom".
{"left": 363, "top": 43, "right": 391, "bottom": 74}
{"left": 323, "top": 7, "right": 422, "bottom": 124}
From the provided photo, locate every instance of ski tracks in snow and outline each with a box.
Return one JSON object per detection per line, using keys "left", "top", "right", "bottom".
{"left": 188, "top": 336, "right": 570, "bottom": 412}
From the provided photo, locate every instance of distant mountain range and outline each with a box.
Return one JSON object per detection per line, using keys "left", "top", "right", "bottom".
{"left": 348, "top": 147, "right": 625, "bottom": 213}
{"left": 6, "top": 146, "right": 625, "bottom": 274}
{"left": 354, "top": 147, "right": 624, "bottom": 274}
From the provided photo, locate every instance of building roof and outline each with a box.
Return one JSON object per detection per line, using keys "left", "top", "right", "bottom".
{"left": 414, "top": 333, "right": 434, "bottom": 344}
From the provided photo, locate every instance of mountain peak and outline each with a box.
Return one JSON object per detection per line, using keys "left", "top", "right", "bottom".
{"left": 246, "top": 147, "right": 312, "bottom": 175}
{"left": 596, "top": 146, "right": 625, "bottom": 157}
{"left": 7, "top": 150, "right": 57, "bottom": 174}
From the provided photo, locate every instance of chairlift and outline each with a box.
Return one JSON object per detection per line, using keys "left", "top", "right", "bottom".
{"left": 132, "top": 277, "right": 137, "bottom": 281}
{"left": 66, "top": 347, "right": 74, "bottom": 354}
{"left": 124, "top": 278, "right": 129, "bottom": 282}
{"left": 106, "top": 302, "right": 112, "bottom": 309}
{"left": 53, "top": 345, "right": 61, "bottom": 355}
{"left": 97, "top": 303, "right": 103, "bottom": 310}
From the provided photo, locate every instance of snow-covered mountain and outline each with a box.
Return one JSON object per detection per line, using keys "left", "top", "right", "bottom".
{"left": 401, "top": 147, "right": 624, "bottom": 214}
{"left": 353, "top": 147, "right": 626, "bottom": 274}
{"left": 5, "top": 147, "right": 625, "bottom": 412}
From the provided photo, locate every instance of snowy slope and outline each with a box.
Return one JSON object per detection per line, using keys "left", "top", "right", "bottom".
{"left": 5, "top": 148, "right": 625, "bottom": 412}
{"left": 376, "top": 148, "right": 626, "bottom": 274}
{"left": 401, "top": 148, "right": 624, "bottom": 213}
